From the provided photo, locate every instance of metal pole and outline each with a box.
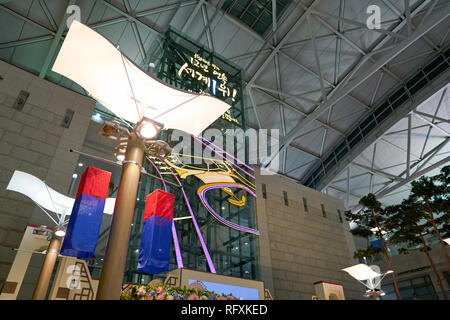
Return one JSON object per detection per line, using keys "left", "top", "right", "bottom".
{"left": 372, "top": 291, "right": 380, "bottom": 300}
{"left": 345, "top": 166, "right": 351, "bottom": 210}
{"left": 407, "top": 114, "right": 412, "bottom": 178}
{"left": 32, "top": 234, "right": 62, "bottom": 300}
{"left": 96, "top": 133, "right": 144, "bottom": 300}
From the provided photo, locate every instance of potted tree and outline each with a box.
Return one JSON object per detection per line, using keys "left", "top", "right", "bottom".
{"left": 345, "top": 194, "right": 402, "bottom": 300}
{"left": 407, "top": 165, "right": 450, "bottom": 272}
{"left": 385, "top": 196, "right": 448, "bottom": 300}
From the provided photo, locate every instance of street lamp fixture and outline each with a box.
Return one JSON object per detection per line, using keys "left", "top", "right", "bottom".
{"left": 51, "top": 20, "right": 232, "bottom": 300}
{"left": 54, "top": 226, "right": 66, "bottom": 237}
{"left": 134, "top": 117, "right": 163, "bottom": 140}
{"left": 342, "top": 264, "right": 394, "bottom": 300}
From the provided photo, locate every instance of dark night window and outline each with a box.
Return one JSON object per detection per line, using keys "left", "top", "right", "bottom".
{"left": 283, "top": 191, "right": 288, "bottom": 206}
{"left": 321, "top": 204, "right": 326, "bottom": 218}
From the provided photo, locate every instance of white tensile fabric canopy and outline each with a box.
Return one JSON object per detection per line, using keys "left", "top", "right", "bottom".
{"left": 7, "top": 170, "right": 116, "bottom": 216}
{"left": 52, "top": 20, "right": 231, "bottom": 136}
{"left": 342, "top": 264, "right": 383, "bottom": 281}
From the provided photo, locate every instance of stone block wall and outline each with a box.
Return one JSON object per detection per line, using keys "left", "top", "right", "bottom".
{"left": 0, "top": 61, "right": 95, "bottom": 296}
{"left": 255, "top": 169, "right": 363, "bottom": 300}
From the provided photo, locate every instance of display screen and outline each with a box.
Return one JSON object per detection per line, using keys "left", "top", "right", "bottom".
{"left": 188, "top": 279, "right": 259, "bottom": 300}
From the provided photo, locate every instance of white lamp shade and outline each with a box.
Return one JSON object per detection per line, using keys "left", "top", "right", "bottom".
{"left": 342, "top": 264, "right": 383, "bottom": 281}
{"left": 7, "top": 170, "right": 116, "bottom": 216}
{"left": 52, "top": 20, "right": 231, "bottom": 136}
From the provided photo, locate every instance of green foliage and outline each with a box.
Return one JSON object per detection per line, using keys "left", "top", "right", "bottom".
{"left": 384, "top": 199, "right": 431, "bottom": 251}
{"left": 345, "top": 193, "right": 389, "bottom": 260}
{"left": 353, "top": 246, "right": 383, "bottom": 260}
{"left": 384, "top": 165, "right": 450, "bottom": 253}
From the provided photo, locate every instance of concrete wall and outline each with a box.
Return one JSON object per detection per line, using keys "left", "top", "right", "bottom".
{"left": 0, "top": 61, "right": 95, "bottom": 297}
{"left": 255, "top": 169, "right": 363, "bottom": 300}
{"left": 376, "top": 242, "right": 450, "bottom": 300}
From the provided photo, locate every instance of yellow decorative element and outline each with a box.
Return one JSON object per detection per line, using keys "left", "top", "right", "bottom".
{"left": 221, "top": 187, "right": 246, "bottom": 207}
{"left": 228, "top": 195, "right": 246, "bottom": 207}
{"left": 147, "top": 151, "right": 256, "bottom": 193}
{"left": 175, "top": 168, "right": 188, "bottom": 177}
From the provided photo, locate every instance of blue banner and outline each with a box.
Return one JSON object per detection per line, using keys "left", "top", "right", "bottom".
{"left": 60, "top": 193, "right": 105, "bottom": 258}
{"left": 138, "top": 215, "right": 173, "bottom": 274}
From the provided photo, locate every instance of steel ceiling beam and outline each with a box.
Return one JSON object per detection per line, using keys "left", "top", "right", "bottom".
{"left": 376, "top": 155, "right": 450, "bottom": 199}
{"left": 307, "top": 14, "right": 326, "bottom": 102}
{"left": 415, "top": 137, "right": 450, "bottom": 173}
{"left": 313, "top": 14, "right": 404, "bottom": 83}
{"left": 0, "top": 35, "right": 53, "bottom": 49}
{"left": 252, "top": 84, "right": 319, "bottom": 105}
{"left": 123, "top": 0, "right": 146, "bottom": 62}
{"left": 412, "top": 111, "right": 450, "bottom": 137}
{"left": 39, "top": 0, "right": 77, "bottom": 79}
{"left": 247, "top": 0, "right": 322, "bottom": 85}
{"left": 351, "top": 161, "right": 405, "bottom": 182}
{"left": 101, "top": 0, "right": 163, "bottom": 34}
{"left": 87, "top": 1, "right": 197, "bottom": 30}
{"left": 319, "top": 65, "right": 450, "bottom": 193}
{"left": 252, "top": 86, "right": 346, "bottom": 137}
{"left": 247, "top": 87, "right": 262, "bottom": 129}
{"left": 308, "top": 7, "right": 408, "bottom": 40}
{"left": 415, "top": 111, "right": 450, "bottom": 124}
{"left": 182, "top": 0, "right": 205, "bottom": 33}
{"left": 381, "top": 0, "right": 439, "bottom": 50}
{"left": 0, "top": 4, "right": 56, "bottom": 35}
{"left": 200, "top": 3, "right": 214, "bottom": 51}
{"left": 38, "top": 0, "right": 57, "bottom": 31}
{"left": 262, "top": 5, "right": 449, "bottom": 169}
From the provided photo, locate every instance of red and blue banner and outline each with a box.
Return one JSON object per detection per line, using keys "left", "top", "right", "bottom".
{"left": 60, "top": 166, "right": 111, "bottom": 258}
{"left": 138, "top": 189, "right": 174, "bottom": 274}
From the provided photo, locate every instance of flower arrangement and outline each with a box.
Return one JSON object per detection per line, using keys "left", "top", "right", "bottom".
{"left": 120, "top": 283, "right": 237, "bottom": 300}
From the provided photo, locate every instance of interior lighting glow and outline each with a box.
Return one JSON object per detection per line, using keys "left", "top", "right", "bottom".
{"left": 138, "top": 122, "right": 158, "bottom": 139}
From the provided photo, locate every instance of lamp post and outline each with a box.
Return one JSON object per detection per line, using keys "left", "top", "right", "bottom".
{"left": 96, "top": 133, "right": 145, "bottom": 300}
{"left": 96, "top": 118, "right": 172, "bottom": 300}
{"left": 50, "top": 20, "right": 231, "bottom": 300}
{"left": 32, "top": 231, "right": 64, "bottom": 300}
{"left": 342, "top": 263, "right": 392, "bottom": 300}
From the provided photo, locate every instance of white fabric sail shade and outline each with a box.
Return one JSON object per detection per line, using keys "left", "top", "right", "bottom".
{"left": 342, "top": 264, "right": 383, "bottom": 281}
{"left": 7, "top": 170, "right": 116, "bottom": 216}
{"left": 52, "top": 20, "right": 231, "bottom": 136}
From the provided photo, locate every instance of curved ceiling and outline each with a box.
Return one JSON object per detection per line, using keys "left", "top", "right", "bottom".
{"left": 0, "top": 0, "right": 448, "bottom": 209}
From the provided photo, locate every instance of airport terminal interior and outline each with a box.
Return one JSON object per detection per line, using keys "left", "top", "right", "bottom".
{"left": 0, "top": 0, "right": 449, "bottom": 301}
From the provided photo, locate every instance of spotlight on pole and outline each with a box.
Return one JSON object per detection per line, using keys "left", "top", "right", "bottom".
{"left": 134, "top": 117, "right": 163, "bottom": 140}
{"left": 113, "top": 143, "right": 127, "bottom": 162}
{"left": 54, "top": 226, "right": 66, "bottom": 237}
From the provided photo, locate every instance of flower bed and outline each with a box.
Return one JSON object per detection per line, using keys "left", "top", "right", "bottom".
{"left": 121, "top": 283, "right": 237, "bottom": 300}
